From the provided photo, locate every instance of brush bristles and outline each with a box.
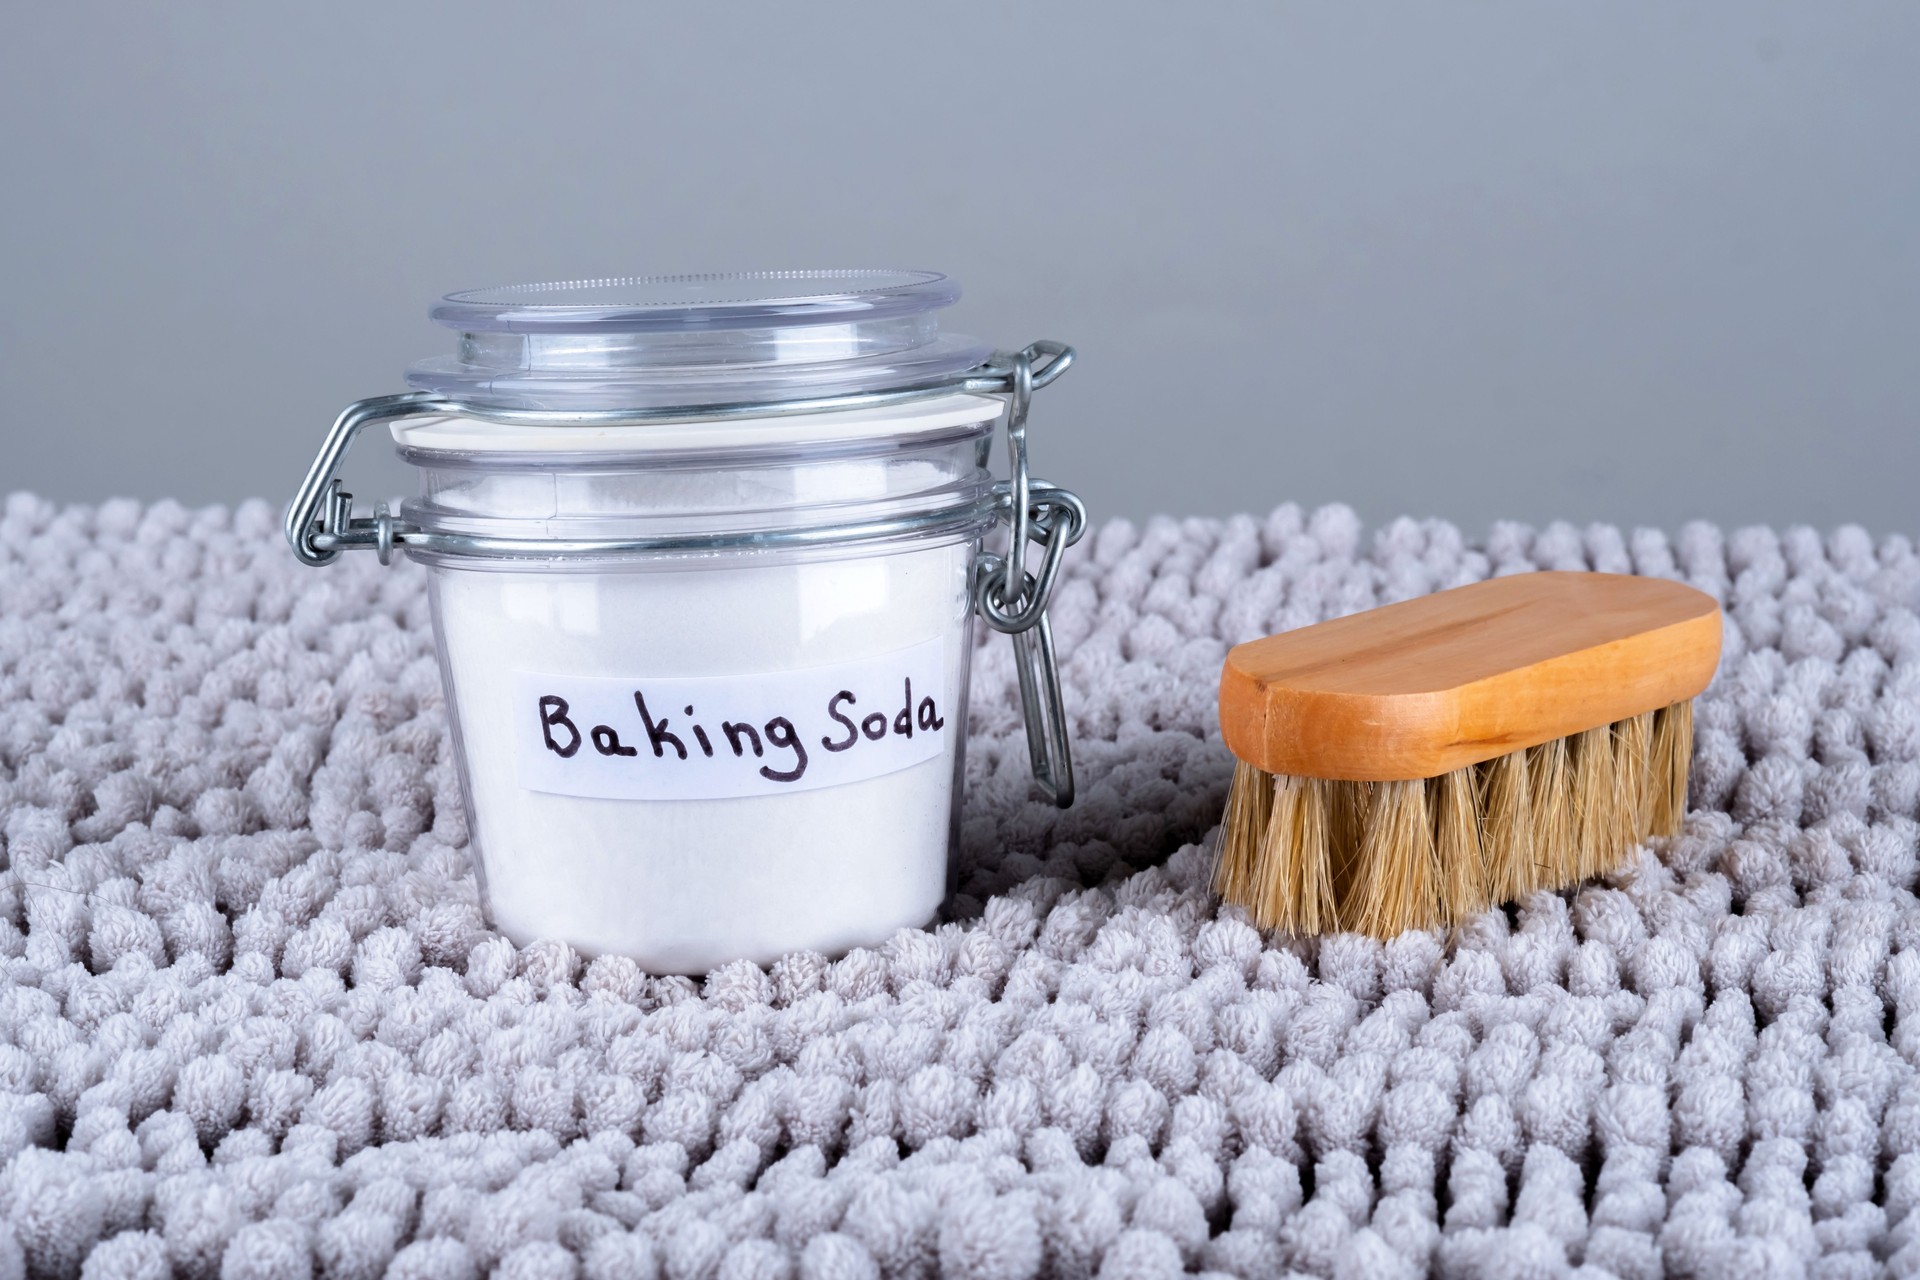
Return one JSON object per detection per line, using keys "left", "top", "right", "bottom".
{"left": 1571, "top": 725, "right": 1618, "bottom": 882}
{"left": 1649, "top": 700, "right": 1691, "bottom": 837}
{"left": 1615, "top": 711, "right": 1655, "bottom": 842}
{"left": 1349, "top": 779, "right": 1439, "bottom": 937}
{"left": 1431, "top": 766, "right": 1487, "bottom": 923}
{"left": 1326, "top": 776, "right": 1370, "bottom": 903}
{"left": 1264, "top": 776, "right": 1336, "bottom": 934}
{"left": 1215, "top": 760, "right": 1272, "bottom": 908}
{"left": 1215, "top": 700, "right": 1697, "bottom": 937}
{"left": 1480, "top": 749, "right": 1532, "bottom": 904}
{"left": 1526, "top": 738, "right": 1572, "bottom": 899}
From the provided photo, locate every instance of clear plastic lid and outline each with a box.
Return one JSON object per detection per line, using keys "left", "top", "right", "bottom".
{"left": 407, "top": 270, "right": 992, "bottom": 412}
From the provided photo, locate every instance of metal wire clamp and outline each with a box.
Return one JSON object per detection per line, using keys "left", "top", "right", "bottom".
{"left": 970, "top": 345, "right": 1085, "bottom": 807}
{"left": 286, "top": 341, "right": 1086, "bottom": 806}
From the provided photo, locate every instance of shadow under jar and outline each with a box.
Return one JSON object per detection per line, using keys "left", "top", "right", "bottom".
{"left": 287, "top": 271, "right": 1085, "bottom": 973}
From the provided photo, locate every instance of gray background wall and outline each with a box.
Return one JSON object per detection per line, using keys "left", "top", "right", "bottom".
{"left": 2, "top": 2, "right": 1915, "bottom": 535}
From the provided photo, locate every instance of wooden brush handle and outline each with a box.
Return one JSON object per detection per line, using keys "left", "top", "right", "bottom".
{"left": 1219, "top": 571, "right": 1722, "bottom": 781}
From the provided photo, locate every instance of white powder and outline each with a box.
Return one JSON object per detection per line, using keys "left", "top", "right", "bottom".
{"left": 431, "top": 548, "right": 973, "bottom": 972}
{"left": 406, "top": 403, "right": 993, "bottom": 973}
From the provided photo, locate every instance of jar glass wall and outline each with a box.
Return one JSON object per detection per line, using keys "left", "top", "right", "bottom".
{"left": 400, "top": 402, "right": 998, "bottom": 971}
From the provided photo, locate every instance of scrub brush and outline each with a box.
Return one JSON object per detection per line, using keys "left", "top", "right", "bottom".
{"left": 1214, "top": 571, "right": 1721, "bottom": 938}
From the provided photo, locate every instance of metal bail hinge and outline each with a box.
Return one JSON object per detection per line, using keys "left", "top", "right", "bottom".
{"left": 286, "top": 391, "right": 448, "bottom": 567}
{"left": 972, "top": 342, "right": 1088, "bottom": 808}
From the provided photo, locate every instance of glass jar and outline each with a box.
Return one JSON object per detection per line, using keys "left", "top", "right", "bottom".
{"left": 288, "top": 272, "right": 1083, "bottom": 973}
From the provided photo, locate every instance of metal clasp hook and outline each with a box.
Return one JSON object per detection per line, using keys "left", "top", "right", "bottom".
{"left": 971, "top": 342, "right": 1087, "bottom": 808}
{"left": 285, "top": 391, "right": 448, "bottom": 566}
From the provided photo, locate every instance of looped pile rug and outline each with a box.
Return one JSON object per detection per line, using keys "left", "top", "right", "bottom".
{"left": 2, "top": 493, "right": 1918, "bottom": 1279}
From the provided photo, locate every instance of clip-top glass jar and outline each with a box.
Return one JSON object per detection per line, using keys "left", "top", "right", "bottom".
{"left": 288, "top": 271, "right": 1084, "bottom": 973}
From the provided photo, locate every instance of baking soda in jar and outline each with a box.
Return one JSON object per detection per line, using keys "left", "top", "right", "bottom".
{"left": 288, "top": 272, "right": 1084, "bottom": 973}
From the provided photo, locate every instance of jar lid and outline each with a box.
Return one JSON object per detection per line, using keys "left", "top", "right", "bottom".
{"left": 408, "top": 270, "right": 993, "bottom": 412}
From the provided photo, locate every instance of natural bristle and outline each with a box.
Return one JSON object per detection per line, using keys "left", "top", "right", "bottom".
{"left": 1572, "top": 725, "right": 1618, "bottom": 882}
{"left": 1480, "top": 749, "right": 1532, "bottom": 904}
{"left": 1214, "top": 760, "right": 1269, "bottom": 908}
{"left": 1526, "top": 737, "right": 1573, "bottom": 900}
{"left": 1616, "top": 712, "right": 1655, "bottom": 842}
{"left": 1431, "top": 767, "right": 1486, "bottom": 922}
{"left": 1650, "top": 701, "right": 1692, "bottom": 837}
{"left": 1348, "top": 779, "right": 1438, "bottom": 937}
{"left": 1262, "top": 775, "right": 1335, "bottom": 934}
{"left": 1326, "top": 778, "right": 1370, "bottom": 902}
{"left": 1214, "top": 699, "right": 1697, "bottom": 937}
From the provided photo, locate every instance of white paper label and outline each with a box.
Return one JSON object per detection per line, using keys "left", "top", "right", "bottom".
{"left": 514, "top": 639, "right": 950, "bottom": 801}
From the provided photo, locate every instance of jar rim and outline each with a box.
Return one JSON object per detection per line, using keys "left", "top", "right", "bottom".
{"left": 432, "top": 270, "right": 961, "bottom": 335}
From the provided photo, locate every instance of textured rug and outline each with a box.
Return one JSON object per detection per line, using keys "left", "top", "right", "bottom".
{"left": 2, "top": 493, "right": 1918, "bottom": 1280}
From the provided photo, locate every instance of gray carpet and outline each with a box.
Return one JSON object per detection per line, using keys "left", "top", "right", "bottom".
{"left": 2, "top": 493, "right": 1918, "bottom": 1280}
